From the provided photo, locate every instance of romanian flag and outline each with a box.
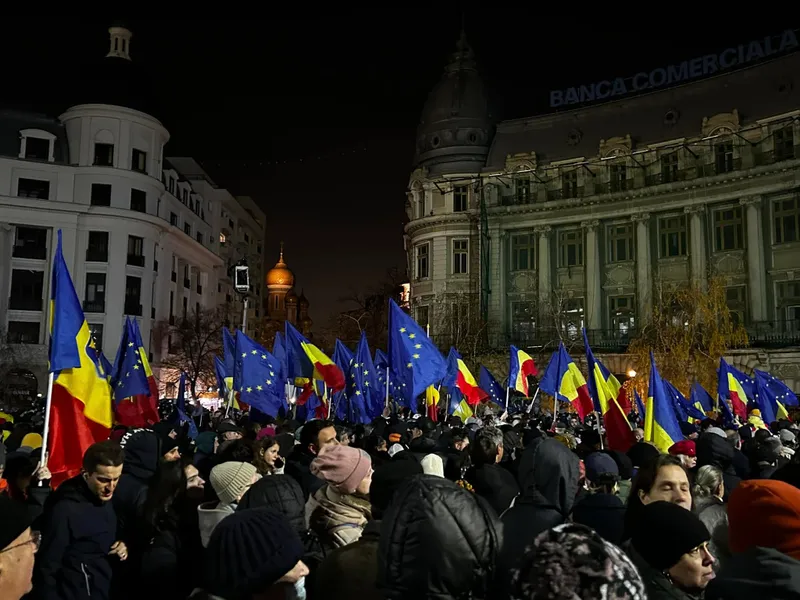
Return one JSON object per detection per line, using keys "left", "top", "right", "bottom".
{"left": 583, "top": 330, "right": 634, "bottom": 452}
{"left": 539, "top": 342, "right": 593, "bottom": 420}
{"left": 644, "top": 352, "right": 682, "bottom": 453}
{"left": 285, "top": 322, "right": 345, "bottom": 392}
{"left": 48, "top": 230, "right": 112, "bottom": 485}
{"left": 425, "top": 385, "right": 440, "bottom": 421}
{"left": 132, "top": 317, "right": 159, "bottom": 422}
{"left": 719, "top": 358, "right": 748, "bottom": 421}
{"left": 453, "top": 353, "right": 488, "bottom": 406}
{"left": 509, "top": 345, "right": 538, "bottom": 396}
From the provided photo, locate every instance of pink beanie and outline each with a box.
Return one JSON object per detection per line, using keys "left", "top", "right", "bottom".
{"left": 310, "top": 445, "right": 372, "bottom": 494}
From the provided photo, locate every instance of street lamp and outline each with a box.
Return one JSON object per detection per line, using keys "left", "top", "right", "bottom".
{"left": 232, "top": 259, "right": 250, "bottom": 334}
{"left": 627, "top": 369, "right": 637, "bottom": 378}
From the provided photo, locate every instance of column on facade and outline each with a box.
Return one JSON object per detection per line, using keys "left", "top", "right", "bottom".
{"left": 631, "top": 213, "right": 652, "bottom": 321}
{"left": 0, "top": 223, "right": 12, "bottom": 321}
{"left": 741, "top": 195, "right": 767, "bottom": 321}
{"left": 582, "top": 219, "right": 602, "bottom": 330}
{"left": 497, "top": 230, "right": 507, "bottom": 343}
{"left": 684, "top": 204, "right": 708, "bottom": 289}
{"left": 535, "top": 225, "right": 552, "bottom": 308}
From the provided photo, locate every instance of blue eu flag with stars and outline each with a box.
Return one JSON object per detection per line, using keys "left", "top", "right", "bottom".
{"left": 111, "top": 318, "right": 150, "bottom": 402}
{"left": 350, "top": 331, "right": 381, "bottom": 423}
{"left": 233, "top": 330, "right": 283, "bottom": 417}
{"left": 479, "top": 366, "right": 505, "bottom": 408}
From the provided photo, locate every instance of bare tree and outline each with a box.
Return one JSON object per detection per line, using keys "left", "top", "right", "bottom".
{"left": 0, "top": 327, "right": 43, "bottom": 412}
{"left": 428, "top": 292, "right": 490, "bottom": 361}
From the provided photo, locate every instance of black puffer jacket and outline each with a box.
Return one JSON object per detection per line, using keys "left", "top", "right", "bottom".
{"left": 465, "top": 463, "right": 520, "bottom": 516}
{"left": 696, "top": 433, "right": 741, "bottom": 500}
{"left": 707, "top": 546, "right": 800, "bottom": 599}
{"left": 237, "top": 474, "right": 305, "bottom": 534}
{"left": 378, "top": 474, "right": 501, "bottom": 600}
{"left": 285, "top": 446, "right": 324, "bottom": 501}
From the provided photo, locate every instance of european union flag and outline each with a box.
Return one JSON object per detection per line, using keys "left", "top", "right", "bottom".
{"left": 233, "top": 330, "right": 283, "bottom": 417}
{"left": 690, "top": 382, "right": 714, "bottom": 414}
{"left": 223, "top": 327, "right": 236, "bottom": 375}
{"left": 754, "top": 369, "right": 798, "bottom": 423}
{"left": 332, "top": 339, "right": 353, "bottom": 420}
{"left": 214, "top": 356, "right": 228, "bottom": 398}
{"left": 664, "top": 380, "right": 705, "bottom": 421}
{"left": 272, "top": 331, "right": 287, "bottom": 383}
{"left": 111, "top": 318, "right": 151, "bottom": 402}
{"left": 387, "top": 299, "right": 446, "bottom": 403}
{"left": 350, "top": 331, "right": 381, "bottom": 423}
{"left": 479, "top": 366, "right": 505, "bottom": 407}
{"left": 175, "top": 372, "right": 198, "bottom": 439}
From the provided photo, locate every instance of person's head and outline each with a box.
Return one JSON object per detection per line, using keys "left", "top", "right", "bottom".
{"left": 692, "top": 465, "right": 724, "bottom": 502}
{"left": 217, "top": 421, "right": 243, "bottom": 443}
{"left": 310, "top": 444, "right": 373, "bottom": 496}
{"left": 584, "top": 452, "right": 620, "bottom": 494}
{"left": 634, "top": 454, "right": 691, "bottom": 510}
{"left": 210, "top": 462, "right": 261, "bottom": 505}
{"left": 370, "top": 460, "right": 423, "bottom": 519}
{"left": 0, "top": 495, "right": 37, "bottom": 600}
{"left": 142, "top": 460, "right": 187, "bottom": 534}
{"left": 299, "top": 419, "right": 337, "bottom": 456}
{"left": 633, "top": 502, "right": 714, "bottom": 592}
{"left": 471, "top": 426, "right": 504, "bottom": 467}
{"left": 2, "top": 454, "right": 37, "bottom": 497}
{"left": 257, "top": 436, "right": 281, "bottom": 470}
{"left": 82, "top": 440, "right": 124, "bottom": 502}
{"left": 335, "top": 425, "right": 352, "bottom": 446}
{"left": 184, "top": 464, "right": 205, "bottom": 500}
{"left": 450, "top": 427, "right": 469, "bottom": 452}
{"left": 668, "top": 440, "right": 697, "bottom": 469}
{"left": 633, "top": 428, "right": 644, "bottom": 442}
{"left": 161, "top": 436, "right": 181, "bottom": 463}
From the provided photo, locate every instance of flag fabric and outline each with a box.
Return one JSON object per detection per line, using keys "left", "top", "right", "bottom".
{"left": 131, "top": 318, "right": 160, "bottom": 417}
{"left": 719, "top": 358, "right": 748, "bottom": 421}
{"left": 634, "top": 389, "right": 646, "bottom": 420}
{"left": 332, "top": 339, "right": 354, "bottom": 421}
{"left": 754, "top": 369, "right": 796, "bottom": 423}
{"left": 509, "top": 345, "right": 538, "bottom": 396}
{"left": 350, "top": 332, "right": 382, "bottom": 424}
{"left": 443, "top": 347, "right": 488, "bottom": 407}
{"left": 111, "top": 318, "right": 155, "bottom": 428}
{"left": 285, "top": 322, "right": 345, "bottom": 392}
{"left": 174, "top": 372, "right": 198, "bottom": 439}
{"left": 214, "top": 356, "right": 228, "bottom": 398}
{"left": 272, "top": 332, "right": 287, "bottom": 383}
{"left": 582, "top": 330, "right": 634, "bottom": 452}
{"left": 233, "top": 330, "right": 284, "bottom": 417}
{"left": 425, "top": 386, "right": 440, "bottom": 421}
{"left": 451, "top": 392, "right": 473, "bottom": 421}
{"left": 387, "top": 299, "right": 446, "bottom": 402}
{"left": 47, "top": 230, "right": 113, "bottom": 484}
{"left": 223, "top": 328, "right": 236, "bottom": 375}
{"left": 645, "top": 352, "right": 683, "bottom": 453}
{"left": 538, "top": 342, "right": 593, "bottom": 420}
{"left": 664, "top": 380, "right": 706, "bottom": 422}
{"left": 690, "top": 382, "right": 714, "bottom": 414}
{"left": 479, "top": 366, "right": 505, "bottom": 408}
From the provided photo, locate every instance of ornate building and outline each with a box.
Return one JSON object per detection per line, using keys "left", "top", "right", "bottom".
{"left": 405, "top": 31, "right": 800, "bottom": 390}
{"left": 264, "top": 244, "right": 312, "bottom": 336}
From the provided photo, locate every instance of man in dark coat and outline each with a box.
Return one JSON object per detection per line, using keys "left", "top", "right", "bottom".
{"left": 285, "top": 419, "right": 337, "bottom": 500}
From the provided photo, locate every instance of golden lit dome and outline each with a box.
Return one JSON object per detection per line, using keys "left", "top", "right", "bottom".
{"left": 265, "top": 243, "right": 294, "bottom": 287}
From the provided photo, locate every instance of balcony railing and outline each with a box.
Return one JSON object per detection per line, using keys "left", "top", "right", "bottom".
{"left": 753, "top": 145, "right": 800, "bottom": 166}
{"left": 124, "top": 301, "right": 142, "bottom": 316}
{"left": 86, "top": 248, "right": 108, "bottom": 262}
{"left": 83, "top": 300, "right": 105, "bottom": 313}
{"left": 127, "top": 254, "right": 145, "bottom": 267}
{"left": 744, "top": 320, "right": 800, "bottom": 349}
{"left": 431, "top": 328, "right": 638, "bottom": 356}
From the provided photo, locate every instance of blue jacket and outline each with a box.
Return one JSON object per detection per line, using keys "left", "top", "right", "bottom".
{"left": 34, "top": 475, "right": 117, "bottom": 600}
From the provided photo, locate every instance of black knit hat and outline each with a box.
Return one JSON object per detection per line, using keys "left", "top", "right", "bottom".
{"left": 370, "top": 458, "right": 423, "bottom": 517}
{"left": 0, "top": 495, "right": 33, "bottom": 550}
{"left": 204, "top": 508, "right": 304, "bottom": 599}
{"left": 632, "top": 501, "right": 710, "bottom": 570}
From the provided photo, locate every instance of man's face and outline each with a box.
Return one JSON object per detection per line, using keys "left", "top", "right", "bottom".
{"left": 0, "top": 527, "right": 37, "bottom": 599}
{"left": 311, "top": 427, "right": 338, "bottom": 455}
{"left": 454, "top": 439, "right": 469, "bottom": 452}
{"left": 163, "top": 447, "right": 181, "bottom": 462}
{"left": 222, "top": 431, "right": 242, "bottom": 442}
{"left": 84, "top": 464, "right": 123, "bottom": 502}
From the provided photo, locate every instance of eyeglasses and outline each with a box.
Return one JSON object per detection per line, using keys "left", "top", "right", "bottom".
{"left": 0, "top": 530, "right": 40, "bottom": 554}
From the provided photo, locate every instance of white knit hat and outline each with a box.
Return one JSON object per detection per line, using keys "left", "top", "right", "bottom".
{"left": 210, "top": 461, "right": 260, "bottom": 505}
{"left": 420, "top": 453, "right": 444, "bottom": 478}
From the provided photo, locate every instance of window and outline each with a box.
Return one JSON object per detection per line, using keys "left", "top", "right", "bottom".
{"left": 660, "top": 153, "right": 679, "bottom": 183}
{"left": 659, "top": 215, "right": 688, "bottom": 257}
{"left": 124, "top": 276, "right": 142, "bottom": 316}
{"left": 559, "top": 230, "right": 583, "bottom": 267}
{"left": 714, "top": 207, "right": 744, "bottom": 251}
{"left": 453, "top": 185, "right": 468, "bottom": 212}
{"left": 132, "top": 148, "right": 147, "bottom": 173}
{"left": 127, "top": 235, "right": 145, "bottom": 267}
{"left": 183, "top": 189, "right": 188, "bottom": 202}
{"left": 94, "top": 143, "right": 114, "bottom": 166}
{"left": 608, "top": 223, "right": 634, "bottom": 262}
{"left": 416, "top": 305, "right": 430, "bottom": 328}
{"left": 219, "top": 232, "right": 226, "bottom": 243}
{"left": 725, "top": 286, "right": 747, "bottom": 326}
{"left": 182, "top": 296, "right": 188, "bottom": 319}
{"left": 184, "top": 222, "right": 191, "bottom": 236}
{"left": 610, "top": 296, "right": 636, "bottom": 336}
{"left": 25, "top": 137, "right": 51, "bottom": 161}
{"left": 91, "top": 183, "right": 112, "bottom": 207}
{"left": 7, "top": 321, "right": 40, "bottom": 344}
{"left": 562, "top": 170, "right": 579, "bottom": 199}
{"left": 13, "top": 226, "right": 47, "bottom": 259}
{"left": 83, "top": 273, "right": 106, "bottom": 313}
{"left": 774, "top": 196, "right": 799, "bottom": 244}
{"left": 169, "top": 291, "right": 174, "bottom": 319}
{"left": 130, "top": 188, "right": 146, "bottom": 213}
{"left": 609, "top": 164, "right": 627, "bottom": 192}
{"left": 168, "top": 177, "right": 175, "bottom": 194}
{"left": 196, "top": 232, "right": 203, "bottom": 244}
{"left": 511, "top": 301, "right": 536, "bottom": 342}
{"left": 87, "top": 231, "right": 109, "bottom": 262}
{"left": 774, "top": 126, "right": 795, "bottom": 161}
{"left": 416, "top": 192, "right": 426, "bottom": 218}
{"left": 244, "top": 233, "right": 250, "bottom": 243}
{"left": 511, "top": 233, "right": 535, "bottom": 271}
{"left": 515, "top": 176, "right": 531, "bottom": 203}
{"left": 17, "top": 178, "right": 50, "bottom": 199}
{"left": 415, "top": 243, "right": 430, "bottom": 280}
{"left": 559, "top": 298, "right": 585, "bottom": 339}
{"left": 714, "top": 142, "right": 734, "bottom": 174}
{"left": 89, "top": 324, "right": 104, "bottom": 353}
{"left": 777, "top": 282, "right": 800, "bottom": 326}
{"left": 170, "top": 212, "right": 178, "bottom": 226}
{"left": 9, "top": 269, "right": 44, "bottom": 310}
{"left": 452, "top": 239, "right": 468, "bottom": 274}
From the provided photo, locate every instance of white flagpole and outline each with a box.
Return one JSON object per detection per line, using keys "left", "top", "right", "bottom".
{"left": 38, "top": 372, "right": 55, "bottom": 487}
{"left": 384, "top": 366, "right": 390, "bottom": 410}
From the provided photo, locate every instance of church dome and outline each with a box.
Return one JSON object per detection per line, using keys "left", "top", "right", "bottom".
{"left": 298, "top": 291, "right": 310, "bottom": 309}
{"left": 415, "top": 31, "right": 493, "bottom": 174}
{"left": 285, "top": 290, "right": 298, "bottom": 306}
{"left": 266, "top": 246, "right": 294, "bottom": 287}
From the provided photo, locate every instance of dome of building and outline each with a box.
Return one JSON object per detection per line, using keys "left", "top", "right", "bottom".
{"left": 266, "top": 246, "right": 294, "bottom": 287}
{"left": 414, "top": 30, "right": 493, "bottom": 174}
{"left": 285, "top": 290, "right": 298, "bottom": 305}
{"left": 298, "top": 291, "right": 310, "bottom": 309}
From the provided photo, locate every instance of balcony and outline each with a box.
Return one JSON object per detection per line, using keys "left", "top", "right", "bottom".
{"left": 127, "top": 254, "right": 145, "bottom": 268}
{"left": 644, "top": 168, "right": 692, "bottom": 186}
{"left": 124, "top": 301, "right": 142, "bottom": 316}
{"left": 744, "top": 320, "right": 800, "bottom": 349}
{"left": 82, "top": 300, "right": 105, "bottom": 313}
{"left": 183, "top": 278, "right": 191, "bottom": 289}
{"left": 753, "top": 145, "right": 800, "bottom": 166}
{"left": 86, "top": 248, "right": 108, "bottom": 262}
{"left": 697, "top": 158, "right": 742, "bottom": 177}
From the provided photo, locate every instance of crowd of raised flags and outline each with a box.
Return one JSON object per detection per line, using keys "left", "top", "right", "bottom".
{"left": 42, "top": 229, "right": 799, "bottom": 486}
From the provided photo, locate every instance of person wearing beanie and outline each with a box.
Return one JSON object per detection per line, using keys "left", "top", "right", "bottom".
{"left": 197, "top": 508, "right": 309, "bottom": 600}
{"left": 0, "top": 495, "right": 36, "bottom": 600}
{"left": 630, "top": 501, "right": 714, "bottom": 599}
{"left": 307, "top": 445, "right": 373, "bottom": 550}
{"left": 573, "top": 452, "right": 626, "bottom": 545}
{"left": 198, "top": 462, "right": 261, "bottom": 547}
{"left": 669, "top": 439, "right": 697, "bottom": 469}
{"left": 511, "top": 523, "right": 646, "bottom": 600}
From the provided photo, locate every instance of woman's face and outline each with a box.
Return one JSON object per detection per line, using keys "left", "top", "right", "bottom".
{"left": 668, "top": 542, "right": 715, "bottom": 590}
{"left": 184, "top": 465, "right": 205, "bottom": 491}
{"left": 263, "top": 443, "right": 280, "bottom": 467}
{"left": 639, "top": 465, "right": 692, "bottom": 510}
{"left": 355, "top": 469, "right": 373, "bottom": 496}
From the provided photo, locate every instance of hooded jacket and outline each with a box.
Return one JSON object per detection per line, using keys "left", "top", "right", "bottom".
{"left": 379, "top": 474, "right": 500, "bottom": 600}
{"left": 33, "top": 475, "right": 117, "bottom": 600}
{"left": 696, "top": 433, "right": 741, "bottom": 501}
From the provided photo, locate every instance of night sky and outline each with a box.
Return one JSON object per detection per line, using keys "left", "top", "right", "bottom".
{"left": 1, "top": 16, "right": 791, "bottom": 325}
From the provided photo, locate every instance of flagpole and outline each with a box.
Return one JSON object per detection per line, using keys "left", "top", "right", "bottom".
{"left": 505, "top": 387, "right": 510, "bottom": 411}
{"left": 594, "top": 410, "right": 604, "bottom": 449}
{"left": 384, "top": 366, "right": 390, "bottom": 410}
{"left": 39, "top": 372, "right": 55, "bottom": 487}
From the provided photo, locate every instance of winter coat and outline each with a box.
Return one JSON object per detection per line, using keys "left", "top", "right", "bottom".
{"left": 572, "top": 492, "right": 627, "bottom": 545}
{"left": 694, "top": 496, "right": 730, "bottom": 568}
{"left": 285, "top": 445, "right": 324, "bottom": 501}
{"left": 628, "top": 545, "right": 704, "bottom": 600}
{"left": 465, "top": 463, "right": 520, "bottom": 516}
{"left": 495, "top": 437, "right": 581, "bottom": 599}
{"left": 306, "top": 484, "right": 371, "bottom": 550}
{"left": 314, "top": 520, "right": 382, "bottom": 600}
{"left": 378, "top": 474, "right": 501, "bottom": 600}
{"left": 706, "top": 546, "right": 800, "bottom": 599}
{"left": 33, "top": 476, "right": 117, "bottom": 600}
{"left": 696, "top": 433, "right": 741, "bottom": 501}
{"left": 197, "top": 501, "right": 235, "bottom": 548}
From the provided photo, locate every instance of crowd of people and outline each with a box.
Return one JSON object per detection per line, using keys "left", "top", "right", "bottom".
{"left": 1, "top": 405, "right": 799, "bottom": 599}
